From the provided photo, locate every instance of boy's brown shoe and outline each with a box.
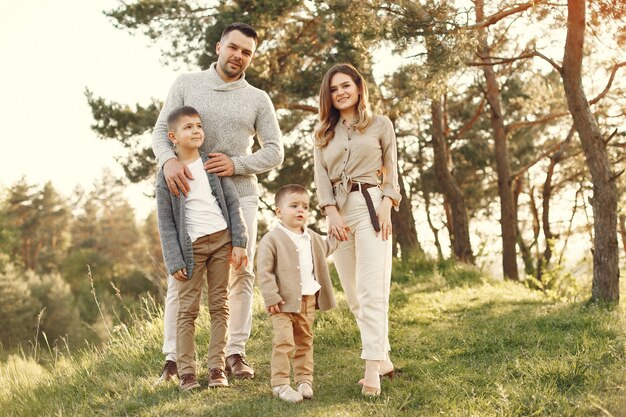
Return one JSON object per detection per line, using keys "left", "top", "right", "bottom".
{"left": 208, "top": 368, "right": 230, "bottom": 388}
{"left": 157, "top": 360, "right": 178, "bottom": 383}
{"left": 225, "top": 354, "right": 254, "bottom": 379}
{"left": 179, "top": 373, "right": 201, "bottom": 391}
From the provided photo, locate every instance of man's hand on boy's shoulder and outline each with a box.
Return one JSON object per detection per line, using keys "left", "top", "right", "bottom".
{"left": 230, "top": 246, "right": 248, "bottom": 271}
{"left": 172, "top": 268, "right": 188, "bottom": 281}
{"left": 164, "top": 158, "right": 193, "bottom": 197}
{"left": 205, "top": 153, "right": 235, "bottom": 177}
{"left": 267, "top": 300, "right": 285, "bottom": 314}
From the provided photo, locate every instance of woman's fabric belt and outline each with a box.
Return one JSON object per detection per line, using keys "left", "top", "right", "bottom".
{"left": 349, "top": 183, "right": 381, "bottom": 233}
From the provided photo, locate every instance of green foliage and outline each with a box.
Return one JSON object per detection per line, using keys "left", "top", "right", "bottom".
{"left": 525, "top": 262, "right": 583, "bottom": 303}
{"left": 85, "top": 90, "right": 160, "bottom": 181}
{"left": 0, "top": 174, "right": 162, "bottom": 349}
{"left": 25, "top": 270, "right": 83, "bottom": 347}
{"left": 0, "top": 264, "right": 39, "bottom": 347}
{"left": 0, "top": 208, "right": 19, "bottom": 260}
{"left": 106, "top": 0, "right": 210, "bottom": 65}
{"left": 0, "top": 179, "right": 70, "bottom": 273}
{"left": 0, "top": 263, "right": 83, "bottom": 349}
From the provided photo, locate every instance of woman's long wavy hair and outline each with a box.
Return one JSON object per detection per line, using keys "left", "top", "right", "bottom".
{"left": 313, "top": 63, "right": 372, "bottom": 148}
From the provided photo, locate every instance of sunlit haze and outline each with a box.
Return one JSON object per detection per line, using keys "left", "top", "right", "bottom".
{"left": 0, "top": 0, "right": 185, "bottom": 218}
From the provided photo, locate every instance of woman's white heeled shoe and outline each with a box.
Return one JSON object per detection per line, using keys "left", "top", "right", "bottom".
{"left": 361, "top": 360, "right": 381, "bottom": 397}
{"left": 358, "top": 358, "right": 394, "bottom": 386}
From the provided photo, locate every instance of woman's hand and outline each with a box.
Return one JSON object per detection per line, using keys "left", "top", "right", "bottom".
{"left": 324, "top": 205, "right": 350, "bottom": 241}
{"left": 376, "top": 197, "right": 393, "bottom": 241}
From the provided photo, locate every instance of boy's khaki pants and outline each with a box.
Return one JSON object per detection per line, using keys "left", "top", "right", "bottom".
{"left": 270, "top": 295, "right": 316, "bottom": 387}
{"left": 175, "top": 229, "right": 231, "bottom": 377}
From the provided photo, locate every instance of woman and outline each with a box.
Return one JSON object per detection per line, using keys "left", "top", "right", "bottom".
{"left": 313, "top": 63, "right": 401, "bottom": 396}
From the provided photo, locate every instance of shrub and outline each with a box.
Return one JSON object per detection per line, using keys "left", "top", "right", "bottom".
{"left": 436, "top": 258, "right": 484, "bottom": 288}
{"left": 524, "top": 262, "right": 582, "bottom": 302}
{"left": 26, "top": 270, "right": 83, "bottom": 346}
{"left": 0, "top": 264, "right": 39, "bottom": 346}
{"left": 0, "top": 263, "right": 84, "bottom": 349}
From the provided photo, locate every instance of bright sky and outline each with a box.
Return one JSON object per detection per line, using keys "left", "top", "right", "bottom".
{"left": 0, "top": 0, "right": 184, "bottom": 218}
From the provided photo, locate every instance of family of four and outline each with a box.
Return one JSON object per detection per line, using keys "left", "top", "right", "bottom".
{"left": 153, "top": 22, "right": 401, "bottom": 402}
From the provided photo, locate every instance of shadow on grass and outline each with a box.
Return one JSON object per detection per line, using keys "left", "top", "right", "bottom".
{"left": 387, "top": 284, "right": 625, "bottom": 415}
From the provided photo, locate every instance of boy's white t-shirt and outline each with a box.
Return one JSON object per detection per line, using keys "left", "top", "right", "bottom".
{"left": 184, "top": 157, "right": 228, "bottom": 243}
{"left": 277, "top": 223, "right": 321, "bottom": 296}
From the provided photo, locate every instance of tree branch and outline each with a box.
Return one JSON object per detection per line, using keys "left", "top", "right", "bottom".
{"left": 450, "top": 97, "right": 486, "bottom": 140}
{"left": 604, "top": 129, "right": 618, "bottom": 145}
{"left": 382, "top": 0, "right": 547, "bottom": 37}
{"left": 467, "top": 49, "right": 563, "bottom": 73}
{"left": 466, "top": 52, "right": 536, "bottom": 66}
{"left": 506, "top": 111, "right": 569, "bottom": 133}
{"left": 531, "top": 50, "right": 563, "bottom": 73}
{"left": 589, "top": 61, "right": 626, "bottom": 105}
{"left": 469, "top": 0, "right": 548, "bottom": 29}
{"left": 511, "top": 126, "right": 575, "bottom": 179}
{"left": 502, "top": 61, "right": 623, "bottom": 134}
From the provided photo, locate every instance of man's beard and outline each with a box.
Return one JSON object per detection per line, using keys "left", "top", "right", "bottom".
{"left": 220, "top": 59, "right": 244, "bottom": 78}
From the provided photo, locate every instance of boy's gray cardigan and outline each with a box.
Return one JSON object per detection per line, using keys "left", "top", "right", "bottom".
{"left": 257, "top": 227, "right": 337, "bottom": 313}
{"left": 155, "top": 156, "right": 247, "bottom": 278}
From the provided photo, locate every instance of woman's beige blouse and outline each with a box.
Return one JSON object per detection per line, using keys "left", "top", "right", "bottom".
{"left": 314, "top": 114, "right": 402, "bottom": 212}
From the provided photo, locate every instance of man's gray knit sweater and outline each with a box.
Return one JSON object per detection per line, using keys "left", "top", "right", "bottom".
{"left": 152, "top": 63, "right": 284, "bottom": 198}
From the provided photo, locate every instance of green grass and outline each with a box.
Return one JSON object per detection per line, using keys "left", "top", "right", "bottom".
{"left": 0, "top": 262, "right": 624, "bottom": 416}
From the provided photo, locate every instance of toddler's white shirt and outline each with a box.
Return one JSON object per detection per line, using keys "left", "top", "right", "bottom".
{"left": 277, "top": 223, "right": 321, "bottom": 296}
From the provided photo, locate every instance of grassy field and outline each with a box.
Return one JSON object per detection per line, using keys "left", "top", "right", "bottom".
{"left": 0, "top": 259, "right": 624, "bottom": 416}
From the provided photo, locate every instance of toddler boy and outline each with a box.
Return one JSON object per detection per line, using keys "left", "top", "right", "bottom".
{"left": 257, "top": 184, "right": 337, "bottom": 402}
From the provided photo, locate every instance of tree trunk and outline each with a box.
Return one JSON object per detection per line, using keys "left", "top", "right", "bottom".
{"left": 475, "top": 0, "right": 519, "bottom": 280}
{"left": 423, "top": 187, "right": 444, "bottom": 260}
{"left": 416, "top": 140, "right": 442, "bottom": 260}
{"left": 392, "top": 166, "right": 423, "bottom": 259}
{"left": 537, "top": 128, "right": 573, "bottom": 282}
{"left": 619, "top": 214, "right": 626, "bottom": 252}
{"left": 537, "top": 156, "right": 557, "bottom": 282}
{"left": 443, "top": 197, "right": 453, "bottom": 254}
{"left": 562, "top": 0, "right": 620, "bottom": 303}
{"left": 514, "top": 177, "right": 535, "bottom": 276}
{"left": 430, "top": 97, "right": 474, "bottom": 263}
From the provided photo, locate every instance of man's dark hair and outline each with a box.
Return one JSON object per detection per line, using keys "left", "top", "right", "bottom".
{"left": 221, "top": 22, "right": 259, "bottom": 47}
{"left": 167, "top": 106, "right": 201, "bottom": 131}
{"left": 275, "top": 184, "right": 308, "bottom": 207}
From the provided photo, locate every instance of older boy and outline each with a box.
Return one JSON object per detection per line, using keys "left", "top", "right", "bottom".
{"left": 156, "top": 106, "right": 247, "bottom": 391}
{"left": 257, "top": 184, "right": 337, "bottom": 402}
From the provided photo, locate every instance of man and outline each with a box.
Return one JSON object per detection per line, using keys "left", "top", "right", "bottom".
{"left": 152, "top": 22, "right": 284, "bottom": 381}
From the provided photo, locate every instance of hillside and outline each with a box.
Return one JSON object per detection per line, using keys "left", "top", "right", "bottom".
{"left": 1, "top": 260, "right": 624, "bottom": 416}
